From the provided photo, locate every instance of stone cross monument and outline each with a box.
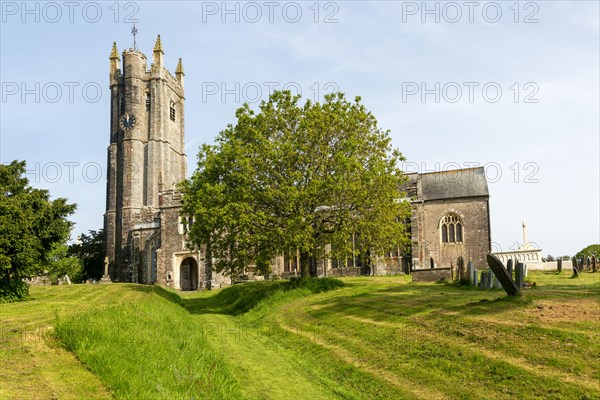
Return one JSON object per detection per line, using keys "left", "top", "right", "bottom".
{"left": 100, "top": 256, "right": 112, "bottom": 283}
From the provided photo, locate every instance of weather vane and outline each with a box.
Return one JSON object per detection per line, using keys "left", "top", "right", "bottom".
{"left": 131, "top": 24, "right": 138, "bottom": 51}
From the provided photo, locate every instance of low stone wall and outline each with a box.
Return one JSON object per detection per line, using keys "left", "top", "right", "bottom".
{"left": 412, "top": 267, "right": 452, "bottom": 282}
{"left": 526, "top": 261, "right": 573, "bottom": 271}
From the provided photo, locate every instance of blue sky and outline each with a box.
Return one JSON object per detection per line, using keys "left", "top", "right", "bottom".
{"left": 1, "top": 1, "right": 598, "bottom": 257}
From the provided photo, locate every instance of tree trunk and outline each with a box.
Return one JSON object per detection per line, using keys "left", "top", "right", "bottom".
{"left": 300, "top": 251, "right": 311, "bottom": 278}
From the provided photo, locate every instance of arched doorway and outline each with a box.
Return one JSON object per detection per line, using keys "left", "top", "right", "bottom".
{"left": 180, "top": 257, "right": 198, "bottom": 291}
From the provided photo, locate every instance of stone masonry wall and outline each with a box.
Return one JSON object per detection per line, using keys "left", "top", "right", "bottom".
{"left": 417, "top": 197, "right": 490, "bottom": 271}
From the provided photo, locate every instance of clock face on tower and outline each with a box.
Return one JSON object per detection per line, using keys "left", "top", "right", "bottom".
{"left": 120, "top": 114, "right": 136, "bottom": 131}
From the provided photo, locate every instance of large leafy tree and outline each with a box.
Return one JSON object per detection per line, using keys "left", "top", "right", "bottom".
{"left": 576, "top": 244, "right": 600, "bottom": 260}
{"left": 0, "top": 161, "right": 76, "bottom": 301}
{"left": 181, "top": 91, "right": 410, "bottom": 278}
{"left": 68, "top": 229, "right": 105, "bottom": 280}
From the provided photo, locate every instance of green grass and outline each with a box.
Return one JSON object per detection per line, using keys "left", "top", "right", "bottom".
{"left": 0, "top": 285, "right": 130, "bottom": 399}
{"left": 54, "top": 286, "right": 242, "bottom": 399}
{"left": 1, "top": 271, "right": 599, "bottom": 399}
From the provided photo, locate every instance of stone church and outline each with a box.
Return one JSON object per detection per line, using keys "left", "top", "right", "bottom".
{"left": 104, "top": 36, "right": 491, "bottom": 290}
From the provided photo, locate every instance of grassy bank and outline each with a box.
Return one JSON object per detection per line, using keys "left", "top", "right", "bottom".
{"left": 55, "top": 286, "right": 242, "bottom": 399}
{"left": 2, "top": 271, "right": 599, "bottom": 399}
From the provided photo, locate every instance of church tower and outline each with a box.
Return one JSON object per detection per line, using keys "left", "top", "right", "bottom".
{"left": 104, "top": 35, "right": 186, "bottom": 282}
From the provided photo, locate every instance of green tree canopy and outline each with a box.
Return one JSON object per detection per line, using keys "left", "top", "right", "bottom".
{"left": 44, "top": 244, "right": 83, "bottom": 284}
{"left": 68, "top": 229, "right": 105, "bottom": 280}
{"left": 576, "top": 244, "right": 600, "bottom": 260}
{"left": 0, "top": 161, "right": 76, "bottom": 301}
{"left": 181, "top": 91, "right": 411, "bottom": 278}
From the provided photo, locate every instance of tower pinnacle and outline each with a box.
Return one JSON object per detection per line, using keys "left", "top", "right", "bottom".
{"left": 176, "top": 58, "right": 184, "bottom": 75}
{"left": 153, "top": 34, "right": 164, "bottom": 54}
{"left": 175, "top": 58, "right": 185, "bottom": 87}
{"left": 110, "top": 42, "right": 120, "bottom": 60}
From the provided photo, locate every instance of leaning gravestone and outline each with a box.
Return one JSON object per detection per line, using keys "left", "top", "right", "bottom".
{"left": 515, "top": 262, "right": 524, "bottom": 289}
{"left": 592, "top": 256, "right": 597, "bottom": 273}
{"left": 507, "top": 259, "right": 513, "bottom": 278}
{"left": 557, "top": 258, "right": 562, "bottom": 273}
{"left": 486, "top": 254, "right": 521, "bottom": 296}
{"left": 572, "top": 257, "right": 580, "bottom": 277}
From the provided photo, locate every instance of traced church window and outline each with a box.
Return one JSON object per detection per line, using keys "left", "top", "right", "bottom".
{"left": 441, "top": 214, "right": 463, "bottom": 243}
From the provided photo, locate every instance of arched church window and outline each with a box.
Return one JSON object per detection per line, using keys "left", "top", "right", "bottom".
{"left": 440, "top": 214, "right": 463, "bottom": 243}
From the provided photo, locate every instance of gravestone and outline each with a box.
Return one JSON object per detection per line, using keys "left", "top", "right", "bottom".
{"left": 586, "top": 257, "right": 591, "bottom": 272}
{"left": 480, "top": 270, "right": 490, "bottom": 288}
{"left": 572, "top": 257, "right": 579, "bottom": 277}
{"left": 467, "top": 262, "right": 475, "bottom": 285}
{"left": 507, "top": 259, "right": 513, "bottom": 278}
{"left": 515, "top": 262, "right": 524, "bottom": 289}
{"left": 458, "top": 257, "right": 466, "bottom": 281}
{"left": 592, "top": 256, "right": 597, "bottom": 273}
{"left": 486, "top": 254, "right": 521, "bottom": 296}
{"left": 557, "top": 258, "right": 562, "bottom": 273}
{"left": 523, "top": 263, "right": 528, "bottom": 277}
{"left": 473, "top": 268, "right": 478, "bottom": 286}
{"left": 483, "top": 270, "right": 493, "bottom": 289}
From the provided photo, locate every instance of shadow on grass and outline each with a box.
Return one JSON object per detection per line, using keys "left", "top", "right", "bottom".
{"left": 301, "top": 282, "right": 536, "bottom": 324}
{"left": 131, "top": 271, "right": 599, "bottom": 321}
{"left": 138, "top": 278, "right": 345, "bottom": 316}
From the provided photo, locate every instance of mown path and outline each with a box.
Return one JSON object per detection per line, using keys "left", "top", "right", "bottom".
{"left": 194, "top": 313, "right": 338, "bottom": 400}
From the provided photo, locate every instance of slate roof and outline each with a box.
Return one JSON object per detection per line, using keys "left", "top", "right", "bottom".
{"left": 419, "top": 167, "right": 489, "bottom": 201}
